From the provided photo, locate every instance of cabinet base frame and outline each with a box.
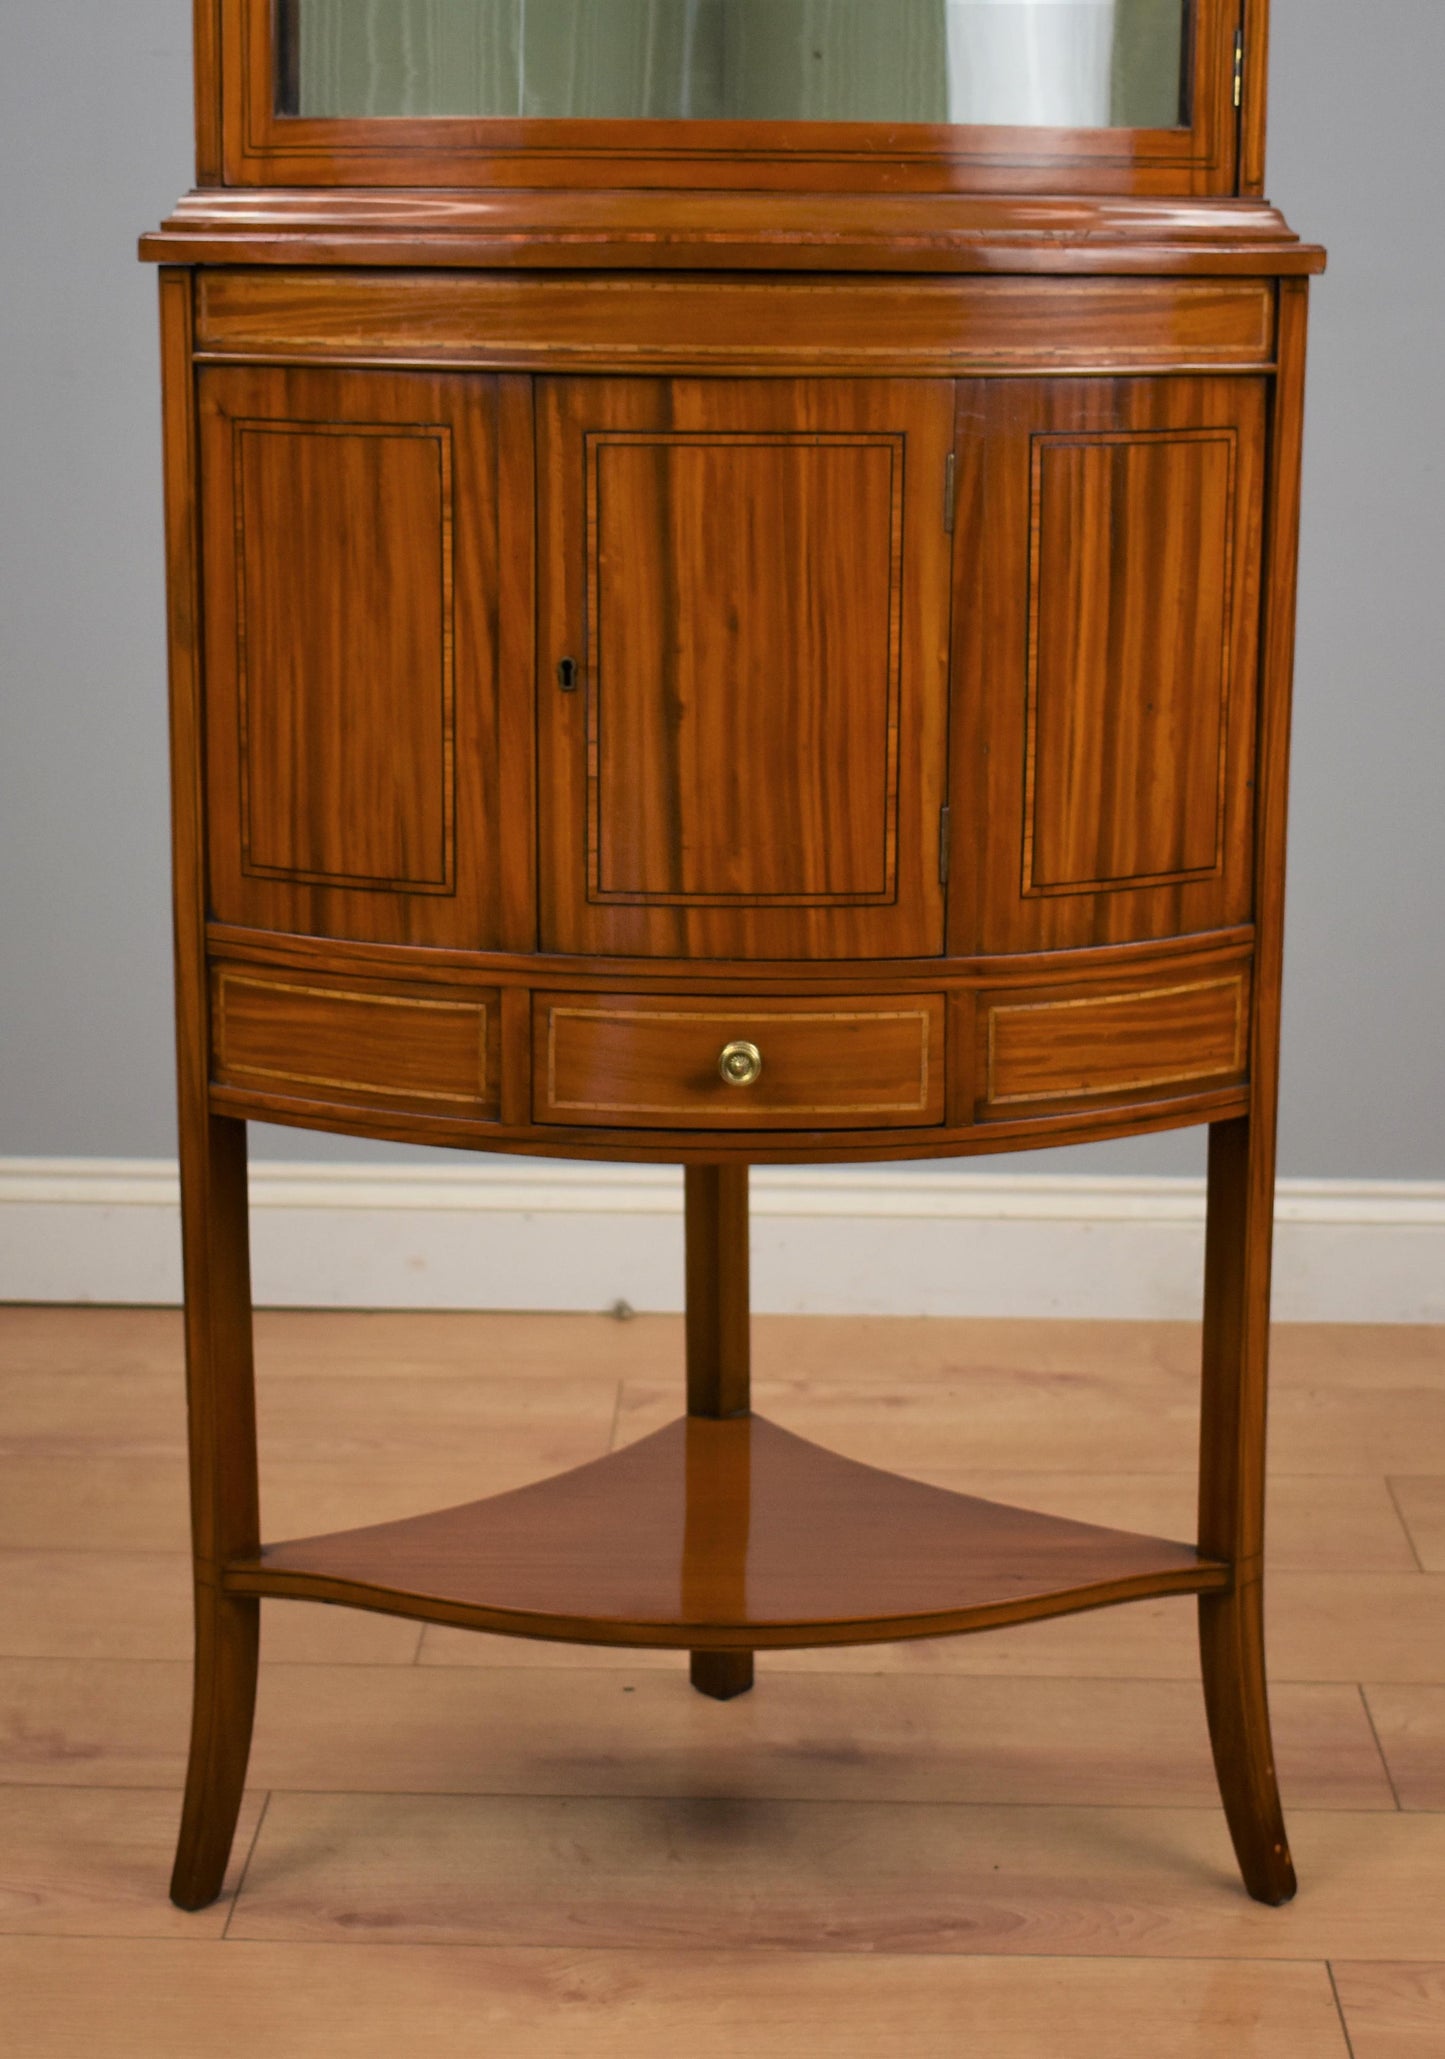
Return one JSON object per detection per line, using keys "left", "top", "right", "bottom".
{"left": 168, "top": 1116, "right": 1296, "bottom": 1911}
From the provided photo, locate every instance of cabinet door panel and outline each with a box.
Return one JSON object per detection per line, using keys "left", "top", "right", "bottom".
{"left": 237, "top": 416, "right": 451, "bottom": 890}
{"left": 950, "top": 377, "right": 1266, "bottom": 955}
{"left": 538, "top": 378, "right": 953, "bottom": 959}
{"left": 200, "top": 365, "right": 516, "bottom": 949}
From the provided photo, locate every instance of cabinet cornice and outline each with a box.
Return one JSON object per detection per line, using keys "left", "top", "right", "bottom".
{"left": 143, "top": 190, "right": 1325, "bottom": 277}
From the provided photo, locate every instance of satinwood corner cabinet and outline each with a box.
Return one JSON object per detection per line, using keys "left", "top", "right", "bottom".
{"left": 143, "top": 0, "right": 1324, "bottom": 1911}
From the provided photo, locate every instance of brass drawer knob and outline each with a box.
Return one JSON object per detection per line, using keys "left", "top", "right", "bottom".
{"left": 718, "top": 1040, "right": 764, "bottom": 1089}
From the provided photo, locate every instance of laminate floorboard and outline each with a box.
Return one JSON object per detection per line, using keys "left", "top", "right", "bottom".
{"left": 0, "top": 1939, "right": 1351, "bottom": 2059}
{"left": 0, "top": 1659, "right": 1392, "bottom": 1807}
{"left": 912, "top": 1467, "right": 1419, "bottom": 1569}
{"left": 227, "top": 1796, "right": 1445, "bottom": 1960}
{"left": 1, "top": 1307, "right": 1441, "bottom": 2057}
{"left": 1332, "top": 1963, "right": 1445, "bottom": 2058}
{"left": 0, "top": 1551, "right": 426, "bottom": 1664}
{"left": 617, "top": 1365, "right": 1445, "bottom": 1474}
{"left": 1389, "top": 1477, "right": 1445, "bottom": 1570}
{"left": 0, "top": 1788, "right": 264, "bottom": 1938}
{"left": 1360, "top": 1686, "right": 1445, "bottom": 1810}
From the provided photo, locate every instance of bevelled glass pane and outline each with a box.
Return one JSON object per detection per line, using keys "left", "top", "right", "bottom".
{"left": 277, "top": 0, "right": 1190, "bottom": 129}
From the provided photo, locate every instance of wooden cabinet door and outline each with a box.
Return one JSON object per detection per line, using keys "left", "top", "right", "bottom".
{"left": 199, "top": 366, "right": 528, "bottom": 949}
{"left": 537, "top": 378, "right": 954, "bottom": 960}
{"left": 949, "top": 377, "right": 1268, "bottom": 956}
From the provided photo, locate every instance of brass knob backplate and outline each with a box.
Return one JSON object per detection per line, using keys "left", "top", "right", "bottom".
{"left": 718, "top": 1041, "right": 764, "bottom": 1089}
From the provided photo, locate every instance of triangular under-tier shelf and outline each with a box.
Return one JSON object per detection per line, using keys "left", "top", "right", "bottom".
{"left": 226, "top": 1417, "right": 1229, "bottom": 1649}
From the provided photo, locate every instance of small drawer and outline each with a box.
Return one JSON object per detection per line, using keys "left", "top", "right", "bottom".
{"left": 978, "top": 971, "right": 1250, "bottom": 1118}
{"left": 535, "top": 993, "right": 946, "bottom": 1131}
{"left": 212, "top": 967, "right": 499, "bottom": 1118}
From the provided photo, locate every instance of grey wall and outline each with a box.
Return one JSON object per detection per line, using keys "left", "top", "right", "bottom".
{"left": 1, "top": 2, "right": 1441, "bottom": 1179}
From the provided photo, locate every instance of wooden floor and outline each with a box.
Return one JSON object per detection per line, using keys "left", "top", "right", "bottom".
{"left": 2, "top": 1306, "right": 1443, "bottom": 2056}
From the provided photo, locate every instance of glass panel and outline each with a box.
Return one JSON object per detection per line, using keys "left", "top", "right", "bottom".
{"left": 277, "top": 0, "right": 1191, "bottom": 128}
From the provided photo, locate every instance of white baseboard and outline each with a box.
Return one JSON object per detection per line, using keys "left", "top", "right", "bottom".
{"left": 1, "top": 1157, "right": 1441, "bottom": 1322}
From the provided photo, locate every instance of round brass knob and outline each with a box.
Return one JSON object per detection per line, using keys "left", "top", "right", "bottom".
{"left": 718, "top": 1040, "right": 764, "bottom": 1089}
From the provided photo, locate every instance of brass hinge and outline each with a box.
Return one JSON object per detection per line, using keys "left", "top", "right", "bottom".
{"left": 1234, "top": 29, "right": 1244, "bottom": 109}
{"left": 939, "top": 805, "right": 952, "bottom": 887}
{"left": 944, "top": 452, "right": 956, "bottom": 534}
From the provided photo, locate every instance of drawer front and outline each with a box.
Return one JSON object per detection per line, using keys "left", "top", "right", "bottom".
{"left": 213, "top": 968, "right": 499, "bottom": 1118}
{"left": 535, "top": 994, "right": 946, "bottom": 1131}
{"left": 196, "top": 274, "right": 1276, "bottom": 376}
{"left": 978, "top": 971, "right": 1250, "bottom": 1118}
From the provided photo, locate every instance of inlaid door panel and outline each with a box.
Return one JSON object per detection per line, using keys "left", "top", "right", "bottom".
{"left": 199, "top": 365, "right": 521, "bottom": 948}
{"left": 537, "top": 378, "right": 954, "bottom": 959}
{"left": 949, "top": 377, "right": 1267, "bottom": 955}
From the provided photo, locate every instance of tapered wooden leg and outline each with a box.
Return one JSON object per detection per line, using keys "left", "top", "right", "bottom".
{"left": 170, "top": 1587, "right": 260, "bottom": 1911}
{"left": 170, "top": 1115, "right": 262, "bottom": 1911}
{"left": 685, "top": 1165, "right": 755, "bottom": 1700}
{"left": 1198, "top": 1115, "right": 1297, "bottom": 1905}
{"left": 159, "top": 276, "right": 264, "bottom": 1910}
{"left": 690, "top": 1651, "right": 756, "bottom": 1701}
{"left": 1199, "top": 1581, "right": 1295, "bottom": 1905}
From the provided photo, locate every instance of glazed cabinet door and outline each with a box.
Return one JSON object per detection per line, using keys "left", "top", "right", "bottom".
{"left": 537, "top": 377, "right": 954, "bottom": 960}
{"left": 199, "top": 365, "right": 525, "bottom": 949}
{"left": 949, "top": 376, "right": 1268, "bottom": 955}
